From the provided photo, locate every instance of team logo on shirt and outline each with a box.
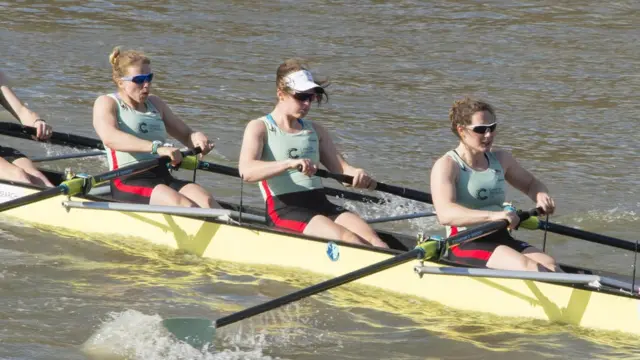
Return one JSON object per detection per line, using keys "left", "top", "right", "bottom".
{"left": 287, "top": 148, "right": 299, "bottom": 159}
{"left": 138, "top": 122, "right": 149, "bottom": 134}
{"left": 477, "top": 188, "right": 488, "bottom": 200}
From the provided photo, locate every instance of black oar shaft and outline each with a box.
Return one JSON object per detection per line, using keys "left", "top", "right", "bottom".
{"left": 314, "top": 169, "right": 433, "bottom": 204}
{"left": 0, "top": 122, "right": 104, "bottom": 150}
{"left": 31, "top": 151, "right": 105, "bottom": 163}
{"left": 213, "top": 209, "right": 538, "bottom": 329}
{"left": 0, "top": 186, "right": 66, "bottom": 212}
{"left": 539, "top": 220, "right": 637, "bottom": 252}
{"left": 447, "top": 209, "right": 538, "bottom": 248}
{"left": 0, "top": 149, "right": 198, "bottom": 213}
{"left": 197, "top": 161, "right": 386, "bottom": 204}
{"left": 215, "top": 244, "right": 434, "bottom": 328}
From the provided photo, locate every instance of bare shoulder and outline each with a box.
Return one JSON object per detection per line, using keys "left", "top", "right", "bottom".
{"left": 245, "top": 117, "right": 267, "bottom": 134}
{"left": 93, "top": 94, "right": 117, "bottom": 109}
{"left": 491, "top": 148, "right": 516, "bottom": 167}
{"left": 432, "top": 153, "right": 458, "bottom": 174}
{"left": 146, "top": 94, "right": 166, "bottom": 109}
{"left": 309, "top": 121, "right": 330, "bottom": 140}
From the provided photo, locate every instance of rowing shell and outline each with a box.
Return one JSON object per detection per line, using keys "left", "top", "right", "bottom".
{"left": 0, "top": 170, "right": 639, "bottom": 337}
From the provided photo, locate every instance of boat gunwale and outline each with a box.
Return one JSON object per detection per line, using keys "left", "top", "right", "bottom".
{"left": 0, "top": 170, "right": 638, "bottom": 301}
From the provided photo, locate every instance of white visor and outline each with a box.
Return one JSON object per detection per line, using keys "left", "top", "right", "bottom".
{"left": 284, "top": 70, "right": 322, "bottom": 93}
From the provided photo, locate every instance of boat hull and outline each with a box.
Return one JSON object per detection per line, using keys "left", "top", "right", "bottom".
{"left": 0, "top": 180, "right": 639, "bottom": 337}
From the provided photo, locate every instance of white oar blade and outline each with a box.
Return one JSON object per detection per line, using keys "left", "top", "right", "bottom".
{"left": 161, "top": 318, "right": 215, "bottom": 350}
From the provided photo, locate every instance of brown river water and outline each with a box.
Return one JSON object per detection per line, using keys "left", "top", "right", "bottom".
{"left": 1, "top": 1, "right": 639, "bottom": 359}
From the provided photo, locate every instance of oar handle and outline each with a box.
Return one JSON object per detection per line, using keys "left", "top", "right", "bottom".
{"left": 313, "top": 168, "right": 433, "bottom": 204}
{"left": 0, "top": 122, "right": 105, "bottom": 150}
{"left": 447, "top": 208, "right": 539, "bottom": 248}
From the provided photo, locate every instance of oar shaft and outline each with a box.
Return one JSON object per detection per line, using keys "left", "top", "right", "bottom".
{"left": 539, "top": 220, "right": 637, "bottom": 252}
{"left": 0, "top": 122, "right": 104, "bottom": 150}
{"left": 215, "top": 244, "right": 435, "bottom": 328}
{"left": 0, "top": 186, "right": 66, "bottom": 212}
{"left": 213, "top": 209, "right": 538, "bottom": 329}
{"left": 447, "top": 209, "right": 538, "bottom": 248}
{"left": 30, "top": 151, "right": 105, "bottom": 162}
{"left": 314, "top": 169, "right": 433, "bottom": 204}
{"left": 0, "top": 149, "right": 198, "bottom": 213}
{"left": 196, "top": 161, "right": 386, "bottom": 204}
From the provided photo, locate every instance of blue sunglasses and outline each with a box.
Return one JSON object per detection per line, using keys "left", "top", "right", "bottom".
{"left": 120, "top": 73, "right": 154, "bottom": 85}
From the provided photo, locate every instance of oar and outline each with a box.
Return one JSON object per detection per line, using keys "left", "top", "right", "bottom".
{"left": 520, "top": 216, "right": 638, "bottom": 252}
{"left": 0, "top": 121, "right": 105, "bottom": 150}
{"left": 194, "top": 160, "right": 387, "bottom": 204}
{"left": 0, "top": 149, "right": 198, "bottom": 213}
{"left": 365, "top": 211, "right": 436, "bottom": 224}
{"left": 161, "top": 208, "right": 537, "bottom": 349}
{"left": 314, "top": 168, "right": 432, "bottom": 203}
{"left": 30, "top": 150, "right": 106, "bottom": 163}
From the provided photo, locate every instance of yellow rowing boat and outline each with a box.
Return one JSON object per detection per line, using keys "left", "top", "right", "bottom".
{"left": 1, "top": 167, "right": 639, "bottom": 337}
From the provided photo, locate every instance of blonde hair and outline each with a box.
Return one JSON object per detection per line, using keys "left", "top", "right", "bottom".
{"left": 276, "top": 58, "right": 329, "bottom": 104}
{"left": 108, "top": 46, "right": 150, "bottom": 85}
{"left": 449, "top": 97, "right": 496, "bottom": 138}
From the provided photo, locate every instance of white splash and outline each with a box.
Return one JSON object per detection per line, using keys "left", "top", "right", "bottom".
{"left": 81, "top": 310, "right": 277, "bottom": 360}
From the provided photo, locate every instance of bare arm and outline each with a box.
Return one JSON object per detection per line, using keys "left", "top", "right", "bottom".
{"left": 497, "top": 150, "right": 554, "bottom": 213}
{"left": 92, "top": 95, "right": 155, "bottom": 153}
{"left": 315, "top": 122, "right": 349, "bottom": 173}
{"left": 1, "top": 72, "right": 52, "bottom": 140}
{"left": 148, "top": 95, "right": 214, "bottom": 155}
{"left": 238, "top": 119, "right": 295, "bottom": 182}
{"left": 0, "top": 85, "right": 42, "bottom": 126}
{"left": 430, "top": 156, "right": 505, "bottom": 227}
{"left": 148, "top": 96, "right": 193, "bottom": 146}
{"left": 314, "top": 121, "right": 376, "bottom": 189}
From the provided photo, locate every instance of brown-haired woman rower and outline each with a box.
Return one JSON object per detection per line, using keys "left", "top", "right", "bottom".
{"left": 238, "top": 59, "right": 388, "bottom": 248}
{"left": 430, "top": 97, "right": 560, "bottom": 272}
{"left": 92, "top": 47, "right": 220, "bottom": 208}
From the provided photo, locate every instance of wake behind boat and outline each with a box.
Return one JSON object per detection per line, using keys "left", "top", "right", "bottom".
{"left": 0, "top": 123, "right": 639, "bottom": 339}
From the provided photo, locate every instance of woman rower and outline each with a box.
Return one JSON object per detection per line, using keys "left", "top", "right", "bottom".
{"left": 238, "top": 58, "right": 388, "bottom": 248}
{"left": 92, "top": 47, "right": 221, "bottom": 208}
{"left": 0, "top": 70, "right": 54, "bottom": 187}
{"left": 430, "top": 97, "right": 560, "bottom": 272}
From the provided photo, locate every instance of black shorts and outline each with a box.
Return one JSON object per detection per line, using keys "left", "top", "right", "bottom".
{"left": 443, "top": 229, "right": 532, "bottom": 268}
{"left": 110, "top": 166, "right": 192, "bottom": 204}
{"left": 0, "top": 146, "right": 27, "bottom": 163}
{"left": 265, "top": 189, "right": 349, "bottom": 233}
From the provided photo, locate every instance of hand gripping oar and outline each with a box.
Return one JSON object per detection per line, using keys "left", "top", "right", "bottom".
{"left": 193, "top": 160, "right": 387, "bottom": 204}
{"left": 313, "top": 168, "right": 433, "bottom": 204}
{"left": 0, "top": 148, "right": 199, "bottom": 212}
{"left": 0, "top": 121, "right": 105, "bottom": 150}
{"left": 160, "top": 208, "right": 537, "bottom": 349}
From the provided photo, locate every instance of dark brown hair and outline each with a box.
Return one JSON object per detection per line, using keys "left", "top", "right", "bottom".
{"left": 276, "top": 58, "right": 329, "bottom": 105}
{"left": 449, "top": 97, "right": 496, "bottom": 138}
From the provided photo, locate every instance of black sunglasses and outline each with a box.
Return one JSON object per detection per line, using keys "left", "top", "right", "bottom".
{"left": 466, "top": 122, "right": 497, "bottom": 134}
{"left": 292, "top": 87, "right": 325, "bottom": 103}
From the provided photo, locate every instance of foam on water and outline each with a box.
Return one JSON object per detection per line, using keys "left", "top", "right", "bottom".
{"left": 340, "top": 192, "right": 440, "bottom": 233}
{"left": 81, "top": 310, "right": 279, "bottom": 360}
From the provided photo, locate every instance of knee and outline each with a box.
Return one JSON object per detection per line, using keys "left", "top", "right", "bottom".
{"left": 339, "top": 229, "right": 362, "bottom": 244}
{"left": 173, "top": 194, "right": 196, "bottom": 207}
{"left": 9, "top": 167, "right": 32, "bottom": 184}
{"left": 152, "top": 187, "right": 196, "bottom": 207}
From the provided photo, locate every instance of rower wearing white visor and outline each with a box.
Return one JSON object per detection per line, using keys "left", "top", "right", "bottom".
{"left": 238, "top": 58, "right": 388, "bottom": 248}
